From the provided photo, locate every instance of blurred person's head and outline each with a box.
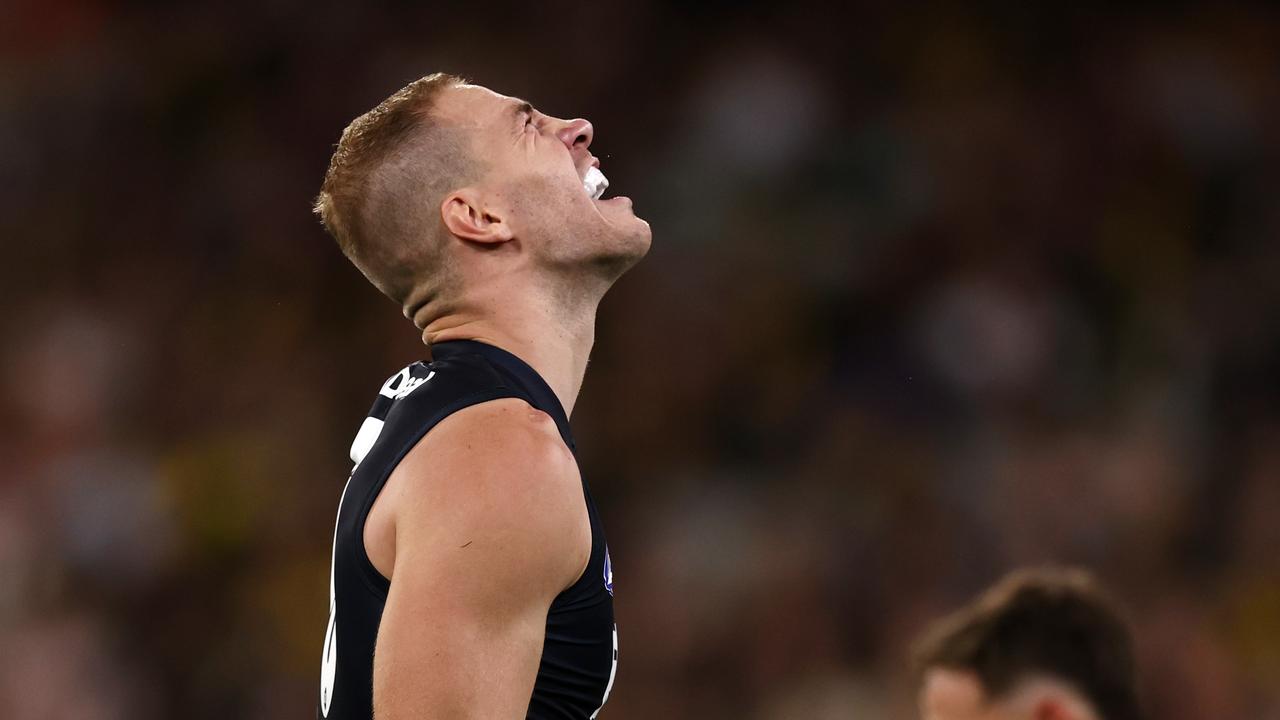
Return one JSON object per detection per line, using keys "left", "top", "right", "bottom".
{"left": 314, "top": 73, "right": 650, "bottom": 339}
{"left": 912, "top": 567, "right": 1141, "bottom": 720}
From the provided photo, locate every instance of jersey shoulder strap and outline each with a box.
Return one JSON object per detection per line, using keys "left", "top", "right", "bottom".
{"left": 350, "top": 352, "right": 519, "bottom": 468}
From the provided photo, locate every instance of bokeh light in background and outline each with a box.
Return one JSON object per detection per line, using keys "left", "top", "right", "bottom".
{"left": 3, "top": 2, "right": 1280, "bottom": 718}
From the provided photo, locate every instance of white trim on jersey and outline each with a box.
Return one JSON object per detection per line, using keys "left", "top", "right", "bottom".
{"left": 589, "top": 625, "right": 619, "bottom": 719}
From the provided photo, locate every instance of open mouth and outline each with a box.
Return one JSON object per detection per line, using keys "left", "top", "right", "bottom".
{"left": 582, "top": 166, "right": 609, "bottom": 200}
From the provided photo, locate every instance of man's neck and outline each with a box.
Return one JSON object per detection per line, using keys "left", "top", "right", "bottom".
{"left": 421, "top": 287, "right": 599, "bottom": 417}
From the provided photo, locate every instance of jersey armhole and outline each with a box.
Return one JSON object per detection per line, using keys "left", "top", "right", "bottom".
{"left": 350, "top": 388, "right": 525, "bottom": 599}
{"left": 549, "top": 473, "right": 609, "bottom": 607}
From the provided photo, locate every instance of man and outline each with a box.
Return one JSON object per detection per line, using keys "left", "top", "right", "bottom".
{"left": 912, "top": 568, "right": 1143, "bottom": 720}
{"left": 312, "top": 73, "right": 650, "bottom": 719}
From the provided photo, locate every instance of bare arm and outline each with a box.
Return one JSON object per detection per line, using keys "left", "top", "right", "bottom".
{"left": 372, "top": 399, "right": 591, "bottom": 719}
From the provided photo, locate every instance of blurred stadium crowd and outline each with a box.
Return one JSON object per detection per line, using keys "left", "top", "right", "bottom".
{"left": 3, "top": 2, "right": 1279, "bottom": 718}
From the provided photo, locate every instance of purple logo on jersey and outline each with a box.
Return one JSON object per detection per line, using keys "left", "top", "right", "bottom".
{"left": 603, "top": 546, "right": 613, "bottom": 596}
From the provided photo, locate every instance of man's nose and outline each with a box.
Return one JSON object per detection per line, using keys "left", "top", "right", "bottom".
{"left": 556, "top": 118, "right": 594, "bottom": 153}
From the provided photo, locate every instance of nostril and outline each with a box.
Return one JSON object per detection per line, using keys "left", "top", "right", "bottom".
{"left": 560, "top": 118, "right": 593, "bottom": 148}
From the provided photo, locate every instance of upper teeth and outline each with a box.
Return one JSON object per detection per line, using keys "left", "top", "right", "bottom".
{"left": 583, "top": 166, "right": 608, "bottom": 200}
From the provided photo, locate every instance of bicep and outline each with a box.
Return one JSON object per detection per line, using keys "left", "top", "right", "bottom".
{"left": 374, "top": 552, "right": 549, "bottom": 719}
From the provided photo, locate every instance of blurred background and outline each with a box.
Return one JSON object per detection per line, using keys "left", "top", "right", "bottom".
{"left": 3, "top": 1, "right": 1280, "bottom": 718}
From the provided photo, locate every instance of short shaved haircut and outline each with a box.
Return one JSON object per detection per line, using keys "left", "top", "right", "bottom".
{"left": 314, "top": 72, "right": 480, "bottom": 320}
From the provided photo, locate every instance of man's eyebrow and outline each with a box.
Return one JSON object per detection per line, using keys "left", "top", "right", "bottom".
{"left": 510, "top": 100, "right": 534, "bottom": 122}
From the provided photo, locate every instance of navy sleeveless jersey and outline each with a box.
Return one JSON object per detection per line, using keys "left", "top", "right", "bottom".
{"left": 318, "top": 340, "right": 617, "bottom": 719}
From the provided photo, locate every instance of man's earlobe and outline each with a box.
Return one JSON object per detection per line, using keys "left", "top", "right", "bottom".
{"left": 441, "top": 190, "right": 513, "bottom": 244}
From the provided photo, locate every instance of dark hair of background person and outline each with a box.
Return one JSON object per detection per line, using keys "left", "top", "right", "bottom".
{"left": 913, "top": 567, "right": 1143, "bottom": 720}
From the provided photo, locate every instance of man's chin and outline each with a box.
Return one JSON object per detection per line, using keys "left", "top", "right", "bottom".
{"left": 611, "top": 215, "right": 652, "bottom": 263}
{"left": 572, "top": 195, "right": 651, "bottom": 273}
{"left": 585, "top": 222, "right": 651, "bottom": 281}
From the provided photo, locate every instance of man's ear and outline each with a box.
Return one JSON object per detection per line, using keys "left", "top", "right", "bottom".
{"left": 441, "top": 189, "right": 513, "bottom": 244}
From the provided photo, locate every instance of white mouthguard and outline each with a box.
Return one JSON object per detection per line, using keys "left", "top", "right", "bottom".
{"left": 583, "top": 166, "right": 609, "bottom": 200}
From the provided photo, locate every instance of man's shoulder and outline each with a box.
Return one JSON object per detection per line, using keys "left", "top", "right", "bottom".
{"left": 412, "top": 397, "right": 576, "bottom": 486}
{"left": 392, "top": 397, "right": 579, "bottom": 515}
{"left": 391, "top": 397, "right": 589, "bottom": 590}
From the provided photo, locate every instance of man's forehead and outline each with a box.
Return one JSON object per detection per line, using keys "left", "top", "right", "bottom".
{"left": 921, "top": 668, "right": 990, "bottom": 718}
{"left": 436, "top": 83, "right": 526, "bottom": 125}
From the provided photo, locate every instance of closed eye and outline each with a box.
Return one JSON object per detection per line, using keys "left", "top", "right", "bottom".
{"left": 512, "top": 100, "right": 536, "bottom": 133}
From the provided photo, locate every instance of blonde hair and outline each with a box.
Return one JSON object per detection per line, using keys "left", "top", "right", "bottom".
{"left": 314, "top": 72, "right": 477, "bottom": 313}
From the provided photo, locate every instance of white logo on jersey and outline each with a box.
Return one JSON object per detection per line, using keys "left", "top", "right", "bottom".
{"left": 379, "top": 367, "right": 435, "bottom": 401}
{"left": 350, "top": 368, "right": 436, "bottom": 466}
{"left": 603, "top": 547, "right": 614, "bottom": 596}
{"left": 349, "top": 417, "right": 384, "bottom": 466}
